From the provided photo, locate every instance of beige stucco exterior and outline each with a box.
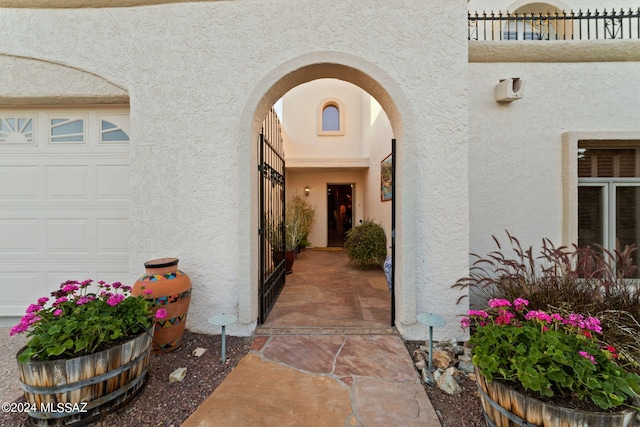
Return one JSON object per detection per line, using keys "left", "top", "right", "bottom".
{"left": 1, "top": 0, "right": 639, "bottom": 341}
{"left": 0, "top": 1, "right": 469, "bottom": 340}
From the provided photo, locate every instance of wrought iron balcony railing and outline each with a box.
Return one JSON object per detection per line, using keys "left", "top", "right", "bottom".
{"left": 469, "top": 8, "right": 640, "bottom": 41}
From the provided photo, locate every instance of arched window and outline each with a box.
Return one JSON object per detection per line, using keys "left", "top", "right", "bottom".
{"left": 318, "top": 99, "right": 345, "bottom": 136}
{"left": 322, "top": 104, "right": 340, "bottom": 131}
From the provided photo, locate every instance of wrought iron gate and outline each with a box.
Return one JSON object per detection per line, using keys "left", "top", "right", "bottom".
{"left": 390, "top": 138, "right": 396, "bottom": 327}
{"left": 258, "top": 108, "right": 286, "bottom": 324}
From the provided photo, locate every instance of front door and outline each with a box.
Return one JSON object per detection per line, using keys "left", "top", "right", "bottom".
{"left": 327, "top": 184, "right": 353, "bottom": 247}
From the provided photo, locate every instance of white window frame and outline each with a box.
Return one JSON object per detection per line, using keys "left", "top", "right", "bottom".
{"left": 561, "top": 131, "right": 640, "bottom": 247}
{"left": 577, "top": 179, "right": 640, "bottom": 253}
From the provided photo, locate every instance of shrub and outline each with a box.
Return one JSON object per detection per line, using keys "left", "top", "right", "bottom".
{"left": 453, "top": 231, "right": 640, "bottom": 375}
{"left": 344, "top": 219, "right": 387, "bottom": 269}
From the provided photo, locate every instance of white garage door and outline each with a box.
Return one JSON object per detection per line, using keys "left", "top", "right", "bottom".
{"left": 0, "top": 107, "right": 130, "bottom": 316}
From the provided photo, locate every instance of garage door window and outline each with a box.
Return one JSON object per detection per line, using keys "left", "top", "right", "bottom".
{"left": 101, "top": 120, "right": 129, "bottom": 143}
{"left": 0, "top": 117, "right": 34, "bottom": 144}
{"left": 50, "top": 117, "right": 84, "bottom": 143}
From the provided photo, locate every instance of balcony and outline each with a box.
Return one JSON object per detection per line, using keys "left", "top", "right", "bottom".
{"left": 469, "top": 9, "right": 640, "bottom": 41}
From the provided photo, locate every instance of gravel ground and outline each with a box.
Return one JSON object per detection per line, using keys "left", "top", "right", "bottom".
{"left": 2, "top": 332, "right": 483, "bottom": 427}
{"left": 1, "top": 331, "right": 253, "bottom": 427}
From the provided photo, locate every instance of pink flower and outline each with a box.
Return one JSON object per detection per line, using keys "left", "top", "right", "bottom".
{"left": 26, "top": 304, "right": 42, "bottom": 314}
{"left": 579, "top": 351, "right": 597, "bottom": 364}
{"left": 107, "top": 294, "right": 125, "bottom": 307}
{"left": 584, "top": 317, "right": 602, "bottom": 334}
{"left": 551, "top": 314, "right": 564, "bottom": 322}
{"left": 9, "top": 321, "right": 29, "bottom": 336}
{"left": 460, "top": 317, "right": 471, "bottom": 329}
{"left": 513, "top": 298, "right": 529, "bottom": 310}
{"left": 488, "top": 299, "right": 512, "bottom": 308}
{"left": 62, "top": 284, "right": 79, "bottom": 294}
{"left": 53, "top": 297, "right": 68, "bottom": 307}
{"left": 525, "top": 310, "right": 552, "bottom": 323}
{"left": 155, "top": 308, "right": 168, "bottom": 319}
{"left": 143, "top": 289, "right": 153, "bottom": 295}
{"left": 495, "top": 309, "right": 515, "bottom": 325}
{"left": 53, "top": 309, "right": 63, "bottom": 317}
{"left": 37, "top": 297, "right": 49, "bottom": 305}
{"left": 75, "top": 296, "right": 90, "bottom": 306}
{"left": 468, "top": 310, "right": 489, "bottom": 318}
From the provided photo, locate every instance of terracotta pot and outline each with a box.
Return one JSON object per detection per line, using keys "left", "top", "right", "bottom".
{"left": 285, "top": 250, "right": 295, "bottom": 274}
{"left": 475, "top": 368, "right": 638, "bottom": 427}
{"left": 132, "top": 258, "right": 192, "bottom": 353}
{"left": 17, "top": 328, "right": 152, "bottom": 426}
{"left": 273, "top": 250, "right": 295, "bottom": 274}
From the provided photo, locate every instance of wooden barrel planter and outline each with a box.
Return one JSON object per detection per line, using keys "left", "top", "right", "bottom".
{"left": 17, "top": 328, "right": 152, "bottom": 426}
{"left": 133, "top": 258, "right": 192, "bottom": 353}
{"left": 475, "top": 368, "right": 638, "bottom": 427}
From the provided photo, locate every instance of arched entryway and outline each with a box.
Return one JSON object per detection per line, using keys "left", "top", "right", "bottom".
{"left": 236, "top": 52, "right": 414, "bottom": 333}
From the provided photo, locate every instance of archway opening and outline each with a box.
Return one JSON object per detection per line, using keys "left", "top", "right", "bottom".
{"left": 249, "top": 66, "right": 403, "bottom": 332}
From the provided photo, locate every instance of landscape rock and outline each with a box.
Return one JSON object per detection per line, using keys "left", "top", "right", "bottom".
{"left": 192, "top": 347, "right": 207, "bottom": 357}
{"left": 432, "top": 350, "right": 452, "bottom": 370}
{"left": 436, "top": 370, "right": 462, "bottom": 395}
{"left": 169, "top": 367, "right": 187, "bottom": 383}
{"left": 457, "top": 359, "right": 475, "bottom": 374}
{"left": 422, "top": 368, "right": 436, "bottom": 386}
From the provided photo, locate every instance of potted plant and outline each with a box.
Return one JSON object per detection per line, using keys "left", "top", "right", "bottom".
{"left": 9, "top": 279, "right": 165, "bottom": 426}
{"left": 461, "top": 298, "right": 640, "bottom": 426}
{"left": 266, "top": 196, "right": 315, "bottom": 273}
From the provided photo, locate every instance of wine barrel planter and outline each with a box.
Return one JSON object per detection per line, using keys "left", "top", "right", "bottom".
{"left": 17, "top": 328, "right": 152, "bottom": 426}
{"left": 133, "top": 258, "right": 192, "bottom": 353}
{"left": 475, "top": 368, "right": 638, "bottom": 427}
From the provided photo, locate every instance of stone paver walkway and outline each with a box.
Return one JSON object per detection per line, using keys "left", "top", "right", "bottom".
{"left": 181, "top": 334, "right": 441, "bottom": 427}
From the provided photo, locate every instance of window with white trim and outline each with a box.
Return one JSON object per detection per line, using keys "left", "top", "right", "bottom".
{"left": 577, "top": 142, "right": 640, "bottom": 276}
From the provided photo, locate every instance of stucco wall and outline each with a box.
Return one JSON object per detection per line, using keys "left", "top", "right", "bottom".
{"left": 362, "top": 94, "right": 393, "bottom": 243}
{"left": 0, "top": 0, "right": 470, "bottom": 340}
{"left": 283, "top": 79, "right": 365, "bottom": 159}
{"left": 468, "top": 60, "right": 640, "bottom": 296}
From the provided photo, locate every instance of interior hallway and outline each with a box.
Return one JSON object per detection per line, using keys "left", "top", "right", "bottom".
{"left": 257, "top": 249, "right": 394, "bottom": 334}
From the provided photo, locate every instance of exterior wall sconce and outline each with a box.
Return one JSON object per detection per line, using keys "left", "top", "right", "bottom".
{"left": 495, "top": 77, "right": 523, "bottom": 102}
{"left": 304, "top": 186, "right": 310, "bottom": 197}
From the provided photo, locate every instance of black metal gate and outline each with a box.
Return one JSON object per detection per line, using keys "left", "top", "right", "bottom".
{"left": 258, "top": 108, "right": 286, "bottom": 324}
{"left": 391, "top": 138, "right": 396, "bottom": 327}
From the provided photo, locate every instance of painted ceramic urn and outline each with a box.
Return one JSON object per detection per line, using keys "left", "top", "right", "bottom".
{"left": 133, "top": 258, "right": 192, "bottom": 353}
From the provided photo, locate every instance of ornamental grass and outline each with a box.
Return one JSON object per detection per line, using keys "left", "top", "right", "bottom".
{"left": 453, "top": 231, "right": 640, "bottom": 376}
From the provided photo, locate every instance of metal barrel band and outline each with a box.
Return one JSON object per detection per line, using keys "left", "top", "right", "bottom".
{"left": 28, "top": 370, "right": 148, "bottom": 420}
{"left": 20, "top": 347, "right": 150, "bottom": 394}
{"left": 476, "top": 382, "right": 541, "bottom": 427}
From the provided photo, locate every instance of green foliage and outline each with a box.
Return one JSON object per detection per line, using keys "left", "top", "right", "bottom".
{"left": 11, "top": 280, "right": 153, "bottom": 362}
{"left": 453, "top": 231, "right": 640, "bottom": 375}
{"left": 344, "top": 219, "right": 387, "bottom": 269}
{"left": 464, "top": 299, "right": 640, "bottom": 410}
{"left": 265, "top": 196, "right": 316, "bottom": 252}
{"left": 285, "top": 196, "right": 316, "bottom": 252}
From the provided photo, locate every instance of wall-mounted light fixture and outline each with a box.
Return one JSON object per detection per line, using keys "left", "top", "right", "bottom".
{"left": 304, "top": 185, "right": 310, "bottom": 197}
